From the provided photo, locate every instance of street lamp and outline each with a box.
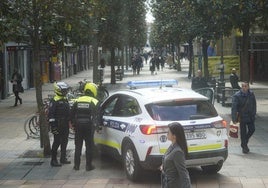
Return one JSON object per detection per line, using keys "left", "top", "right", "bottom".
{"left": 220, "top": 35, "right": 224, "bottom": 82}
{"left": 92, "top": 29, "right": 99, "bottom": 84}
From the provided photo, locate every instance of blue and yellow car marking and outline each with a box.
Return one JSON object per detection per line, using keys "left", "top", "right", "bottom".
{"left": 103, "top": 119, "right": 138, "bottom": 134}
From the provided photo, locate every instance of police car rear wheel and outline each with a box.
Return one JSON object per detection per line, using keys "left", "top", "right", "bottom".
{"left": 123, "top": 142, "right": 141, "bottom": 181}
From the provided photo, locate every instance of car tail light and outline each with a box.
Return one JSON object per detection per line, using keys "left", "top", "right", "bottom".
{"left": 212, "top": 120, "right": 227, "bottom": 129}
{"left": 140, "top": 125, "right": 168, "bottom": 135}
{"left": 140, "top": 125, "right": 157, "bottom": 135}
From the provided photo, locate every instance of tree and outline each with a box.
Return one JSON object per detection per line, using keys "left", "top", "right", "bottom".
{"left": 94, "top": 0, "right": 147, "bottom": 84}
{"left": 0, "top": 0, "right": 93, "bottom": 156}
{"left": 229, "top": 0, "right": 268, "bottom": 81}
{"left": 150, "top": 0, "right": 268, "bottom": 81}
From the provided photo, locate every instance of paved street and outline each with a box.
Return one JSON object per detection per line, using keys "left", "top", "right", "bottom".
{"left": 1, "top": 62, "right": 268, "bottom": 187}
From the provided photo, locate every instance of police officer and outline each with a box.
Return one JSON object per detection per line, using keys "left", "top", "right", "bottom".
{"left": 48, "top": 82, "right": 71, "bottom": 167}
{"left": 191, "top": 70, "right": 208, "bottom": 90}
{"left": 71, "top": 83, "right": 99, "bottom": 171}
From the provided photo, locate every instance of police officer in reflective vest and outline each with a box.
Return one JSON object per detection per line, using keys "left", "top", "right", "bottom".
{"left": 48, "top": 82, "right": 71, "bottom": 167}
{"left": 71, "top": 83, "right": 99, "bottom": 171}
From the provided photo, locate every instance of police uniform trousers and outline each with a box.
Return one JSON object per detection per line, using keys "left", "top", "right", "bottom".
{"left": 74, "top": 122, "right": 95, "bottom": 168}
{"left": 51, "top": 119, "right": 69, "bottom": 161}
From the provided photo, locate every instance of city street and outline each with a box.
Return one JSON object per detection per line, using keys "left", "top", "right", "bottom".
{"left": 1, "top": 62, "right": 268, "bottom": 187}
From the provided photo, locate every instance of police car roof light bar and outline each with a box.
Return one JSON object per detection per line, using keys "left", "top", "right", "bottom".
{"left": 127, "top": 79, "right": 178, "bottom": 89}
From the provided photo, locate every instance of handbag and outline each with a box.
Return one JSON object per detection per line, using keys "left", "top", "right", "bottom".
{"left": 19, "top": 85, "right": 24, "bottom": 93}
{"left": 229, "top": 120, "right": 239, "bottom": 138}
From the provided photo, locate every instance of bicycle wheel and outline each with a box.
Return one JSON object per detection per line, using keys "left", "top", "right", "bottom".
{"left": 24, "top": 114, "right": 40, "bottom": 139}
{"left": 97, "top": 86, "right": 109, "bottom": 101}
{"left": 28, "top": 114, "right": 40, "bottom": 138}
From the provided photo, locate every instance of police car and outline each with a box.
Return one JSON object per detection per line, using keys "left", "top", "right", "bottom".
{"left": 94, "top": 80, "right": 228, "bottom": 181}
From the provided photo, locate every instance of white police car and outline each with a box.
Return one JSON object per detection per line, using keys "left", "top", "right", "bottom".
{"left": 94, "top": 80, "right": 228, "bottom": 181}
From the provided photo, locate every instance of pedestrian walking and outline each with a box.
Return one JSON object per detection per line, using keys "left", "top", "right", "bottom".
{"left": 136, "top": 53, "right": 143, "bottom": 74}
{"left": 160, "top": 122, "right": 191, "bottom": 188}
{"left": 155, "top": 54, "right": 160, "bottom": 71}
{"left": 48, "top": 82, "right": 71, "bottom": 167}
{"left": 149, "top": 53, "right": 157, "bottom": 75}
{"left": 11, "top": 69, "right": 23, "bottom": 106}
{"left": 160, "top": 56, "right": 165, "bottom": 71}
{"left": 230, "top": 68, "right": 241, "bottom": 89}
{"left": 71, "top": 83, "right": 99, "bottom": 171}
{"left": 131, "top": 55, "right": 137, "bottom": 75}
{"left": 191, "top": 70, "right": 208, "bottom": 90}
{"left": 231, "top": 81, "right": 256, "bottom": 154}
{"left": 143, "top": 52, "right": 148, "bottom": 64}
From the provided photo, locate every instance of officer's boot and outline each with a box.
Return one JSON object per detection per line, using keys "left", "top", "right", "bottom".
{"left": 60, "top": 153, "right": 71, "bottom": 164}
{"left": 50, "top": 152, "right": 61, "bottom": 167}
{"left": 86, "top": 153, "right": 95, "bottom": 171}
{"left": 73, "top": 156, "right": 80, "bottom": 170}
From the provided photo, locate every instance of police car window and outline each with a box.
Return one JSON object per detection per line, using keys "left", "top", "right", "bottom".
{"left": 114, "top": 96, "right": 141, "bottom": 117}
{"left": 103, "top": 96, "right": 119, "bottom": 116}
{"left": 146, "top": 100, "right": 217, "bottom": 121}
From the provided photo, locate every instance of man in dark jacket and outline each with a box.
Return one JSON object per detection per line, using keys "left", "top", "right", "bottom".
{"left": 230, "top": 68, "right": 241, "bottom": 89}
{"left": 191, "top": 70, "right": 208, "bottom": 90}
{"left": 231, "top": 81, "right": 256, "bottom": 154}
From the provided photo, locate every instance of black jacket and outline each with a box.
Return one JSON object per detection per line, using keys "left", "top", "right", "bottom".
{"left": 231, "top": 90, "right": 256, "bottom": 123}
{"left": 230, "top": 73, "right": 241, "bottom": 89}
{"left": 191, "top": 76, "right": 208, "bottom": 90}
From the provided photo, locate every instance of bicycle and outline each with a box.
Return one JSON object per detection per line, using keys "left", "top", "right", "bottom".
{"left": 74, "top": 76, "right": 109, "bottom": 102}
{"left": 24, "top": 97, "right": 75, "bottom": 139}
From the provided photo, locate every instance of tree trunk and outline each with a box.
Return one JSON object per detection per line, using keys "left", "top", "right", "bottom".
{"left": 32, "top": 36, "right": 51, "bottom": 157}
{"left": 241, "top": 25, "right": 250, "bottom": 81}
{"left": 110, "top": 47, "right": 116, "bottom": 84}
{"left": 202, "top": 39, "right": 209, "bottom": 79}
{"left": 31, "top": 0, "right": 51, "bottom": 155}
{"left": 125, "top": 46, "right": 129, "bottom": 71}
{"left": 188, "top": 40, "right": 193, "bottom": 78}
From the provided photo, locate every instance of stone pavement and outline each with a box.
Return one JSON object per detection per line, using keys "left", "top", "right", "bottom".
{"left": 1, "top": 62, "right": 268, "bottom": 187}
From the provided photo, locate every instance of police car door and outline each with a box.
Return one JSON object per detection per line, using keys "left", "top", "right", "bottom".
{"left": 95, "top": 94, "right": 138, "bottom": 156}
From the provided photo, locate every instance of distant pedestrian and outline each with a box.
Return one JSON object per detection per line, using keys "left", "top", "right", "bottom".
{"left": 160, "top": 122, "right": 191, "bottom": 188}
{"left": 160, "top": 56, "right": 165, "bottom": 71}
{"left": 231, "top": 81, "right": 256, "bottom": 154}
{"left": 136, "top": 53, "right": 143, "bottom": 75}
{"left": 11, "top": 69, "right": 23, "bottom": 106}
{"left": 149, "top": 53, "right": 157, "bottom": 75}
{"left": 131, "top": 55, "right": 137, "bottom": 75}
{"left": 191, "top": 70, "right": 208, "bottom": 90}
{"left": 230, "top": 68, "right": 241, "bottom": 90}
{"left": 155, "top": 55, "right": 160, "bottom": 71}
{"left": 99, "top": 58, "right": 106, "bottom": 68}
{"left": 71, "top": 83, "right": 99, "bottom": 171}
{"left": 143, "top": 52, "right": 148, "bottom": 64}
{"left": 166, "top": 53, "right": 173, "bottom": 69}
{"left": 207, "top": 41, "right": 216, "bottom": 56}
{"left": 48, "top": 82, "right": 71, "bottom": 167}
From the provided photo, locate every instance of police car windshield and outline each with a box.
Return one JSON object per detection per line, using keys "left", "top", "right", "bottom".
{"left": 146, "top": 100, "right": 217, "bottom": 121}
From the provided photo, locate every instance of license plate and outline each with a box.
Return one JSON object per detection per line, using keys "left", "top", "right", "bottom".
{"left": 185, "top": 131, "right": 206, "bottom": 140}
